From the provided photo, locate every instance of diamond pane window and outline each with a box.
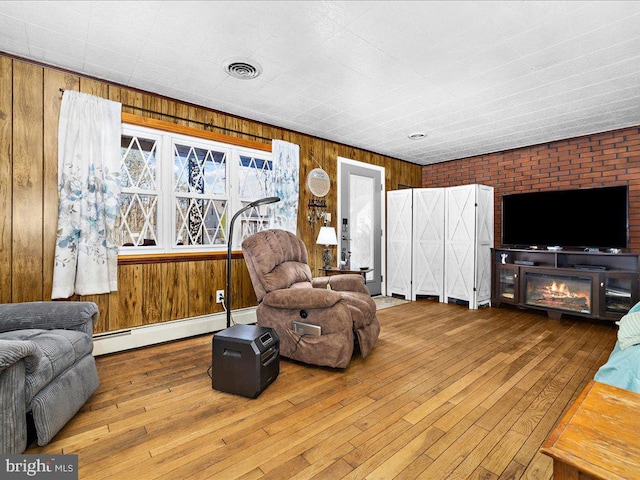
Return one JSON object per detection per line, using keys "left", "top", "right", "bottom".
{"left": 175, "top": 198, "right": 227, "bottom": 246}
{"left": 173, "top": 141, "right": 228, "bottom": 248}
{"left": 236, "top": 155, "right": 274, "bottom": 244}
{"left": 239, "top": 201, "right": 273, "bottom": 240}
{"left": 118, "top": 123, "right": 273, "bottom": 254}
{"left": 238, "top": 155, "right": 273, "bottom": 198}
{"left": 120, "top": 193, "right": 158, "bottom": 246}
{"left": 174, "top": 144, "right": 226, "bottom": 195}
{"left": 121, "top": 135, "right": 158, "bottom": 190}
{"left": 119, "top": 133, "right": 160, "bottom": 248}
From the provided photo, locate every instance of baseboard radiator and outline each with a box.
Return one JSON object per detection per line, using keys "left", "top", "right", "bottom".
{"left": 92, "top": 307, "right": 257, "bottom": 356}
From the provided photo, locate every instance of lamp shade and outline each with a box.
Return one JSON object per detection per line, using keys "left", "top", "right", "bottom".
{"left": 316, "top": 226, "right": 338, "bottom": 246}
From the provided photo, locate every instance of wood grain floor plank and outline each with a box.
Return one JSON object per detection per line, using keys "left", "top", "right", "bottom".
{"left": 497, "top": 460, "right": 527, "bottom": 480}
{"left": 294, "top": 456, "right": 354, "bottom": 480}
{"left": 24, "top": 301, "right": 617, "bottom": 480}
{"left": 394, "top": 452, "right": 434, "bottom": 480}
{"left": 469, "top": 465, "right": 499, "bottom": 480}
{"left": 417, "top": 424, "right": 491, "bottom": 479}
{"left": 482, "top": 429, "right": 529, "bottom": 476}
{"left": 404, "top": 351, "right": 512, "bottom": 425}
{"left": 190, "top": 397, "right": 376, "bottom": 480}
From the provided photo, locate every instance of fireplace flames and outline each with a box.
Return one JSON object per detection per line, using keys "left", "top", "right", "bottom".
{"left": 545, "top": 281, "right": 574, "bottom": 298}
{"left": 526, "top": 276, "right": 591, "bottom": 313}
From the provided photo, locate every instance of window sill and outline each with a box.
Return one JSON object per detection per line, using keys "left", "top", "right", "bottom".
{"left": 117, "top": 250, "right": 244, "bottom": 265}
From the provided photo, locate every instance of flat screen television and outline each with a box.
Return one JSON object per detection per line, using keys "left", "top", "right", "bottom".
{"left": 501, "top": 185, "right": 628, "bottom": 250}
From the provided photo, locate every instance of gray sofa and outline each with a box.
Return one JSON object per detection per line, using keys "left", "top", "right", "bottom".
{"left": 0, "top": 301, "right": 100, "bottom": 454}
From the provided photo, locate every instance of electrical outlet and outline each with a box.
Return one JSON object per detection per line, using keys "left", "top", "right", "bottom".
{"left": 216, "top": 290, "right": 224, "bottom": 303}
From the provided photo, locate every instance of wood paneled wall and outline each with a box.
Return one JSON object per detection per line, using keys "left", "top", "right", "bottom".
{"left": 0, "top": 55, "right": 421, "bottom": 334}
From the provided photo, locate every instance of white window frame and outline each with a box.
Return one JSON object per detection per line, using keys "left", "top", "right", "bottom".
{"left": 119, "top": 125, "right": 164, "bottom": 253}
{"left": 170, "top": 134, "right": 231, "bottom": 252}
{"left": 119, "top": 123, "right": 274, "bottom": 255}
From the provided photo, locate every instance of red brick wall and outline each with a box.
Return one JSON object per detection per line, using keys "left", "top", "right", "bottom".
{"left": 421, "top": 126, "right": 640, "bottom": 252}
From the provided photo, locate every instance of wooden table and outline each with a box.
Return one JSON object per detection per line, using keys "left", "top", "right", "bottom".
{"left": 541, "top": 380, "right": 640, "bottom": 480}
{"left": 319, "top": 267, "right": 373, "bottom": 283}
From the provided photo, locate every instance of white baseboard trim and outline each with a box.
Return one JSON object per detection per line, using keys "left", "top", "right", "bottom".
{"left": 92, "top": 307, "right": 257, "bottom": 356}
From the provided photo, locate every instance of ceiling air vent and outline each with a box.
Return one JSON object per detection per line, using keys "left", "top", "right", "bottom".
{"left": 408, "top": 132, "right": 427, "bottom": 140}
{"left": 223, "top": 58, "right": 263, "bottom": 80}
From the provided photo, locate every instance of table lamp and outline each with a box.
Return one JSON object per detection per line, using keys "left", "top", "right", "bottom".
{"left": 316, "top": 226, "right": 338, "bottom": 270}
{"left": 226, "top": 196, "right": 280, "bottom": 328}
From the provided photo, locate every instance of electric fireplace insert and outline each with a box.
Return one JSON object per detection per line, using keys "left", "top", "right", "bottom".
{"left": 524, "top": 271, "right": 592, "bottom": 315}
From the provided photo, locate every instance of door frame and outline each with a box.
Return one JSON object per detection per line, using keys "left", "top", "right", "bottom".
{"left": 337, "top": 157, "right": 386, "bottom": 296}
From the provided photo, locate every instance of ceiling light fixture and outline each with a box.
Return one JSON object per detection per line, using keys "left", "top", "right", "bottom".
{"left": 408, "top": 132, "right": 427, "bottom": 140}
{"left": 223, "top": 57, "right": 263, "bottom": 80}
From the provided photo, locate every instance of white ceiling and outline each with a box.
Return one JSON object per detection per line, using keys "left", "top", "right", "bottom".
{"left": 1, "top": 1, "right": 640, "bottom": 166}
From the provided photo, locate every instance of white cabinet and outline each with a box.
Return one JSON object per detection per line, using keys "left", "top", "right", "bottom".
{"left": 386, "top": 184, "right": 493, "bottom": 309}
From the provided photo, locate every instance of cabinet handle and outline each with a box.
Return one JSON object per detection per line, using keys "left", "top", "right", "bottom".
{"left": 600, "top": 282, "right": 604, "bottom": 288}
{"left": 514, "top": 274, "right": 518, "bottom": 278}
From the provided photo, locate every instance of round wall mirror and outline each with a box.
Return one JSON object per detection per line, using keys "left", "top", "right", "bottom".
{"left": 306, "top": 168, "right": 330, "bottom": 197}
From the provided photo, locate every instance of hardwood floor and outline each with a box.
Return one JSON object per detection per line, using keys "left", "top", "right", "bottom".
{"left": 26, "top": 300, "right": 618, "bottom": 479}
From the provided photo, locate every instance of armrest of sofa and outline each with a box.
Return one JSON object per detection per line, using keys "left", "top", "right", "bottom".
{"left": 312, "top": 274, "right": 369, "bottom": 295}
{"left": 0, "top": 339, "right": 42, "bottom": 454}
{"left": 262, "top": 288, "right": 343, "bottom": 310}
{"left": 0, "top": 302, "right": 99, "bottom": 337}
{"left": 0, "top": 339, "right": 40, "bottom": 375}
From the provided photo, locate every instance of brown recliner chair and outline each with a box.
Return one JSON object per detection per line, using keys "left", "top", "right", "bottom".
{"left": 242, "top": 229, "right": 380, "bottom": 369}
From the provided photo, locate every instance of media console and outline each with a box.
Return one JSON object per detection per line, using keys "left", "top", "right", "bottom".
{"left": 492, "top": 248, "right": 640, "bottom": 321}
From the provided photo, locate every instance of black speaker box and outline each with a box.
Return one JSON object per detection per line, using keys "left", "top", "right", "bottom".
{"left": 212, "top": 324, "right": 279, "bottom": 398}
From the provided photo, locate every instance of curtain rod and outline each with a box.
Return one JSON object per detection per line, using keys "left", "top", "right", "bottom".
{"left": 58, "top": 88, "right": 273, "bottom": 143}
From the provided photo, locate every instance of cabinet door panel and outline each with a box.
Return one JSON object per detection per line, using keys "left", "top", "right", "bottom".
{"left": 495, "top": 265, "right": 519, "bottom": 304}
{"left": 600, "top": 273, "right": 639, "bottom": 319}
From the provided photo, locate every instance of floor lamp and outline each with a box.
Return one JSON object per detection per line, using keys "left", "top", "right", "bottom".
{"left": 226, "top": 196, "right": 280, "bottom": 328}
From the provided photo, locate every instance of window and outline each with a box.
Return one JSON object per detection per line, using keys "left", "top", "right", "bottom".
{"left": 120, "top": 132, "right": 160, "bottom": 248}
{"left": 172, "top": 141, "right": 227, "bottom": 247}
{"left": 119, "top": 124, "right": 274, "bottom": 254}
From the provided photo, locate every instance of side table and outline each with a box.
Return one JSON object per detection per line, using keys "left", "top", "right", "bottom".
{"left": 319, "top": 267, "right": 373, "bottom": 284}
{"left": 540, "top": 380, "right": 640, "bottom": 480}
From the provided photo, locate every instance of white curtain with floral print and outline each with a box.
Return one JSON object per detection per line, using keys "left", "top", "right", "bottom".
{"left": 270, "top": 140, "right": 299, "bottom": 234}
{"left": 52, "top": 91, "right": 122, "bottom": 299}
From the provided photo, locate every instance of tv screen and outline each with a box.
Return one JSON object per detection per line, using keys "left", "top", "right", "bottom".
{"left": 502, "top": 185, "right": 628, "bottom": 249}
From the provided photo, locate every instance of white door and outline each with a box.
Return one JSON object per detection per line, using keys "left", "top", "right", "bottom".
{"left": 387, "top": 189, "right": 412, "bottom": 299}
{"left": 475, "top": 185, "right": 495, "bottom": 305}
{"left": 445, "top": 184, "right": 477, "bottom": 306}
{"left": 445, "top": 184, "right": 494, "bottom": 309}
{"left": 339, "top": 158, "right": 384, "bottom": 296}
{"left": 413, "top": 188, "right": 446, "bottom": 302}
